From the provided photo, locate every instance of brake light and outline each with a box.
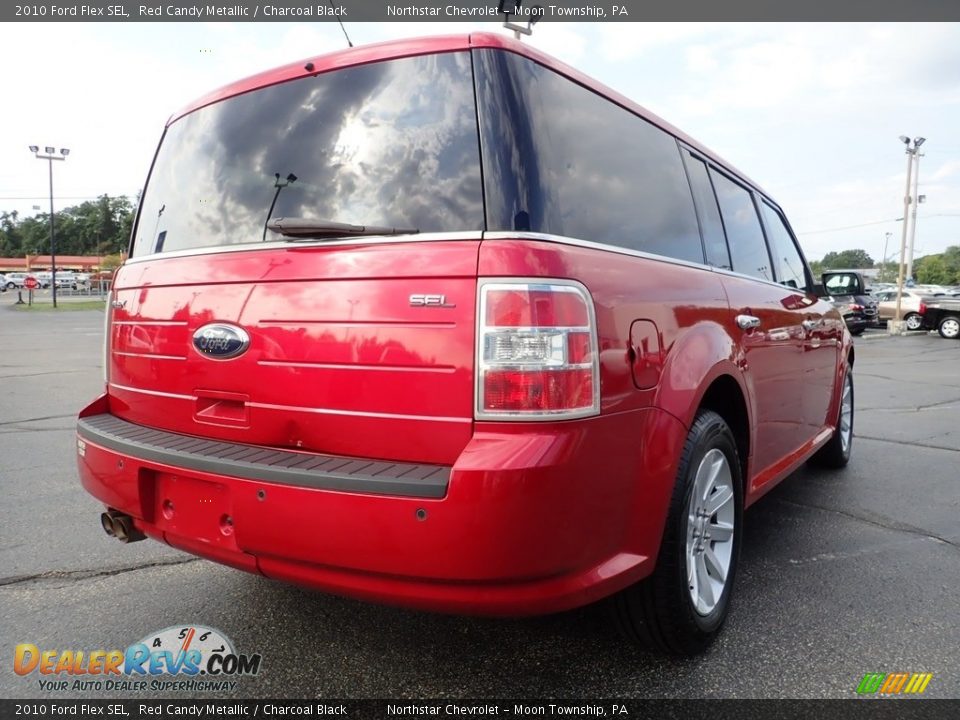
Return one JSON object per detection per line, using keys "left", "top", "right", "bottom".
{"left": 850, "top": 304, "right": 864, "bottom": 311}
{"left": 476, "top": 280, "right": 600, "bottom": 420}
{"left": 919, "top": 302, "right": 927, "bottom": 315}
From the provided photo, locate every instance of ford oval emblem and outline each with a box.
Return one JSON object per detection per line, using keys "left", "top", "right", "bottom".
{"left": 192, "top": 323, "right": 250, "bottom": 360}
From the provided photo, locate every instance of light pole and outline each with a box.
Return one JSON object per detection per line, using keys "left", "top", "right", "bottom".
{"left": 892, "top": 136, "right": 923, "bottom": 330}
{"left": 905, "top": 138, "right": 925, "bottom": 281}
{"left": 29, "top": 145, "right": 70, "bottom": 308}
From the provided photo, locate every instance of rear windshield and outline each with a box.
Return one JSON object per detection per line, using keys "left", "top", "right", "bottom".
{"left": 132, "top": 52, "right": 484, "bottom": 256}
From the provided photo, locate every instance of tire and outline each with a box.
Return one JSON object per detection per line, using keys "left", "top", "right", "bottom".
{"left": 904, "top": 313, "right": 923, "bottom": 331}
{"left": 4, "top": 282, "right": 13, "bottom": 290}
{"left": 610, "top": 409, "right": 743, "bottom": 655}
{"left": 810, "top": 364, "right": 854, "bottom": 468}
{"left": 938, "top": 315, "right": 960, "bottom": 340}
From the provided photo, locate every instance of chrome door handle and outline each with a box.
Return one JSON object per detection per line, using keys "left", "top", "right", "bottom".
{"left": 802, "top": 318, "right": 823, "bottom": 331}
{"left": 736, "top": 314, "right": 761, "bottom": 330}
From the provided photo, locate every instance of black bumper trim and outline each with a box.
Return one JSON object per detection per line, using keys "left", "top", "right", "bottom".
{"left": 77, "top": 413, "right": 449, "bottom": 498}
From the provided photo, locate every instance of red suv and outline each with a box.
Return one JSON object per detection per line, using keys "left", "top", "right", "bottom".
{"left": 77, "top": 34, "right": 854, "bottom": 655}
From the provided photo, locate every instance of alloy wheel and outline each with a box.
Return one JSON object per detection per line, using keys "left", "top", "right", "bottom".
{"left": 685, "top": 449, "right": 736, "bottom": 616}
{"left": 839, "top": 372, "right": 853, "bottom": 455}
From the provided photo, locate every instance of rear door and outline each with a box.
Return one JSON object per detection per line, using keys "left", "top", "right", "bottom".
{"left": 110, "top": 241, "right": 478, "bottom": 466}
{"left": 109, "top": 49, "right": 485, "bottom": 466}
{"left": 707, "top": 169, "right": 812, "bottom": 485}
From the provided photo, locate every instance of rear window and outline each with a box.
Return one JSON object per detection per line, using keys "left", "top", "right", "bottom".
{"left": 132, "top": 52, "right": 484, "bottom": 257}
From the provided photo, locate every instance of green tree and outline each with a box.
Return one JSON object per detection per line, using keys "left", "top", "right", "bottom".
{"left": 821, "top": 249, "right": 874, "bottom": 269}
{"left": 0, "top": 194, "right": 136, "bottom": 260}
{"left": 914, "top": 246, "right": 960, "bottom": 285}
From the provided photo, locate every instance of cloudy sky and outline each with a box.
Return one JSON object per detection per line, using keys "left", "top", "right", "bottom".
{"left": 1, "top": 21, "right": 958, "bottom": 262}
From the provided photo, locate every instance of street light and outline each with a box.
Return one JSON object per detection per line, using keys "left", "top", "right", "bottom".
{"left": 29, "top": 145, "right": 70, "bottom": 308}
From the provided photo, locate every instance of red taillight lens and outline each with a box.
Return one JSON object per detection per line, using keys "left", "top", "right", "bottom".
{"left": 919, "top": 302, "right": 926, "bottom": 314}
{"left": 850, "top": 304, "right": 864, "bottom": 311}
{"left": 477, "top": 281, "right": 599, "bottom": 420}
{"left": 483, "top": 369, "right": 595, "bottom": 412}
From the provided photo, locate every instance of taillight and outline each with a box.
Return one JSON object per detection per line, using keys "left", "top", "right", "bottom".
{"left": 919, "top": 302, "right": 927, "bottom": 314}
{"left": 476, "top": 280, "right": 600, "bottom": 420}
{"left": 849, "top": 304, "right": 864, "bottom": 312}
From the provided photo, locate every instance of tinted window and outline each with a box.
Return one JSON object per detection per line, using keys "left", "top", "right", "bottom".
{"left": 760, "top": 202, "right": 808, "bottom": 290}
{"left": 474, "top": 50, "right": 703, "bottom": 264}
{"left": 709, "top": 170, "right": 772, "bottom": 281}
{"left": 133, "top": 53, "right": 483, "bottom": 256}
{"left": 681, "top": 151, "right": 730, "bottom": 270}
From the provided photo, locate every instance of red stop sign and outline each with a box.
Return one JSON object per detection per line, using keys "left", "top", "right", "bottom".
{"left": 24, "top": 276, "right": 39, "bottom": 290}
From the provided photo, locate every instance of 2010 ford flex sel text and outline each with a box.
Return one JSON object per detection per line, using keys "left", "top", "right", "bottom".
{"left": 77, "top": 33, "right": 854, "bottom": 655}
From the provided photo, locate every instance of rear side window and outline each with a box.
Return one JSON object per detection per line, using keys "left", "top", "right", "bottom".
{"left": 760, "top": 202, "right": 808, "bottom": 290}
{"left": 709, "top": 170, "right": 773, "bottom": 282}
{"left": 474, "top": 49, "right": 704, "bottom": 264}
{"left": 681, "top": 151, "right": 730, "bottom": 270}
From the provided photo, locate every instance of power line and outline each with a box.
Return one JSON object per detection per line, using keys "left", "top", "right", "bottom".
{"left": 797, "top": 213, "right": 960, "bottom": 236}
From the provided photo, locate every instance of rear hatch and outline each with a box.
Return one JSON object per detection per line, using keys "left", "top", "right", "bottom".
{"left": 108, "top": 49, "right": 484, "bottom": 465}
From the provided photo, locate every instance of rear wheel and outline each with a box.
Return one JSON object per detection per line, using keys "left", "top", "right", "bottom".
{"left": 904, "top": 313, "right": 923, "bottom": 331}
{"left": 810, "top": 364, "right": 853, "bottom": 468}
{"left": 611, "top": 410, "right": 742, "bottom": 655}
{"left": 938, "top": 316, "right": 960, "bottom": 339}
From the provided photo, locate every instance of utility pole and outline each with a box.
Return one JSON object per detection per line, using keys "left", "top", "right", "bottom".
{"left": 880, "top": 231, "right": 892, "bottom": 282}
{"left": 893, "top": 137, "right": 915, "bottom": 330}
{"left": 905, "top": 145, "right": 924, "bottom": 282}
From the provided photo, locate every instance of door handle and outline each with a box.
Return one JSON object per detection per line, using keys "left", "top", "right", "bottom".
{"left": 736, "top": 314, "right": 761, "bottom": 330}
{"left": 802, "top": 318, "right": 823, "bottom": 331}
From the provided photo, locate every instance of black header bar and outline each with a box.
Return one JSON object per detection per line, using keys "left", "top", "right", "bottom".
{"left": 4, "top": 0, "right": 960, "bottom": 22}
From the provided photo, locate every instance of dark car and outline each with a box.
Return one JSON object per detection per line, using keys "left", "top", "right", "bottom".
{"left": 922, "top": 299, "right": 960, "bottom": 339}
{"left": 831, "top": 298, "right": 868, "bottom": 335}
{"left": 823, "top": 272, "right": 879, "bottom": 325}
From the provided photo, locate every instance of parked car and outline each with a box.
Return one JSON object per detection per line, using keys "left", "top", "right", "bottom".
{"left": 830, "top": 298, "right": 867, "bottom": 335}
{"left": 76, "top": 34, "right": 855, "bottom": 656}
{"left": 872, "top": 289, "right": 929, "bottom": 330}
{"left": 0, "top": 273, "right": 6, "bottom": 291}
{"left": 921, "top": 299, "right": 960, "bottom": 339}
{"left": 823, "top": 273, "right": 878, "bottom": 326}
{"left": 54, "top": 272, "right": 79, "bottom": 289}
{"left": 3, "top": 272, "right": 40, "bottom": 290}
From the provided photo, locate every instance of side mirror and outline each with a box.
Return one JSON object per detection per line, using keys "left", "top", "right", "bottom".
{"left": 821, "top": 271, "right": 864, "bottom": 296}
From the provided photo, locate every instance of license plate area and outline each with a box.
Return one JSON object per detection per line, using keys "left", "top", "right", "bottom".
{"left": 152, "top": 471, "right": 238, "bottom": 550}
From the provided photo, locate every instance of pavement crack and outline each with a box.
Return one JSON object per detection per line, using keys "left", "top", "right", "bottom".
{"left": 775, "top": 498, "right": 960, "bottom": 553}
{"left": 0, "top": 370, "right": 84, "bottom": 380}
{"left": 0, "top": 557, "right": 202, "bottom": 588}
{"left": 855, "top": 433, "right": 960, "bottom": 454}
{"left": 0, "top": 426, "right": 75, "bottom": 434}
{"left": 0, "top": 413, "right": 76, "bottom": 427}
{"left": 856, "top": 371, "right": 960, "bottom": 391}
{"left": 859, "top": 395, "right": 960, "bottom": 413}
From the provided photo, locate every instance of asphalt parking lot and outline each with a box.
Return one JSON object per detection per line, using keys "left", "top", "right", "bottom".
{"left": 1, "top": 301, "right": 958, "bottom": 699}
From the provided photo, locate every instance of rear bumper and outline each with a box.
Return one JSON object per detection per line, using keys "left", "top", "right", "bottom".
{"left": 77, "top": 396, "right": 685, "bottom": 616}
